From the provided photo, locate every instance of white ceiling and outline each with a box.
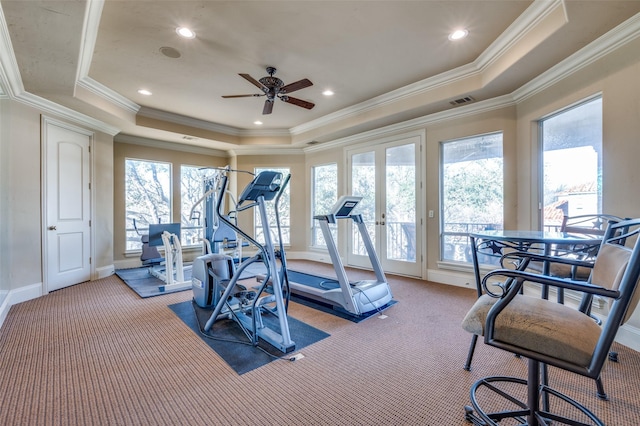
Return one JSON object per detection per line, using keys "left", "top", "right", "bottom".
{"left": 1, "top": 0, "right": 640, "bottom": 152}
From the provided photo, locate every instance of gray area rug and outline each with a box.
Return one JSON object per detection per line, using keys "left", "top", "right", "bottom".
{"left": 116, "top": 263, "right": 266, "bottom": 298}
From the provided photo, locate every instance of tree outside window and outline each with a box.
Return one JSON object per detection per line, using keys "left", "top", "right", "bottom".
{"left": 311, "top": 163, "right": 338, "bottom": 247}
{"left": 254, "top": 167, "right": 290, "bottom": 245}
{"left": 125, "top": 159, "right": 171, "bottom": 250}
{"left": 441, "top": 133, "right": 504, "bottom": 262}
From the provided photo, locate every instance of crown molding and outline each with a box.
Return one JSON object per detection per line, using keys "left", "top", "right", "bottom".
{"left": 513, "top": 11, "right": 640, "bottom": 102}
{"left": 0, "top": 1, "right": 119, "bottom": 135}
{"left": 292, "top": 0, "right": 563, "bottom": 137}
{"left": 114, "top": 133, "right": 230, "bottom": 157}
{"left": 475, "top": 0, "right": 566, "bottom": 72}
{"left": 2, "top": 0, "right": 639, "bottom": 146}
{"left": 77, "top": 0, "right": 103, "bottom": 85}
{"left": 76, "top": 77, "right": 140, "bottom": 114}
{"left": 0, "top": 1, "right": 23, "bottom": 98}
{"left": 229, "top": 147, "right": 305, "bottom": 157}
{"left": 19, "top": 91, "right": 120, "bottom": 135}
{"left": 137, "top": 106, "right": 292, "bottom": 138}
{"left": 304, "top": 95, "right": 516, "bottom": 154}
{"left": 137, "top": 107, "right": 241, "bottom": 137}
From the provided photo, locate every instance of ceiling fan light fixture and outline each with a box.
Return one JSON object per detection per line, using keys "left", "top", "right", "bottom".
{"left": 323, "top": 90, "right": 334, "bottom": 96}
{"left": 254, "top": 121, "right": 263, "bottom": 125}
{"left": 176, "top": 26, "right": 196, "bottom": 39}
{"left": 448, "top": 29, "right": 468, "bottom": 41}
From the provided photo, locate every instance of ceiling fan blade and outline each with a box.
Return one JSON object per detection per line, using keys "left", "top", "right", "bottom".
{"left": 280, "top": 78, "right": 313, "bottom": 94}
{"left": 282, "top": 96, "right": 315, "bottom": 110}
{"left": 222, "top": 94, "right": 264, "bottom": 98}
{"left": 239, "top": 73, "right": 266, "bottom": 90}
{"left": 263, "top": 100, "right": 274, "bottom": 115}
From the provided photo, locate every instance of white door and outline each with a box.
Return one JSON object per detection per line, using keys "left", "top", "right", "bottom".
{"left": 43, "top": 119, "right": 92, "bottom": 292}
{"left": 347, "top": 135, "right": 422, "bottom": 277}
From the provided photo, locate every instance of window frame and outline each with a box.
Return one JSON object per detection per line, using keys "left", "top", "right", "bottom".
{"left": 538, "top": 96, "right": 603, "bottom": 231}
{"left": 310, "top": 162, "right": 338, "bottom": 248}
{"left": 440, "top": 132, "right": 504, "bottom": 263}
{"left": 254, "top": 167, "right": 291, "bottom": 246}
{"left": 124, "top": 157, "right": 173, "bottom": 252}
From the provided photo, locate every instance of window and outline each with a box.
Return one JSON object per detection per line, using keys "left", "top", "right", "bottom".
{"left": 254, "top": 167, "right": 290, "bottom": 245}
{"left": 540, "top": 97, "right": 602, "bottom": 230}
{"left": 181, "top": 165, "right": 215, "bottom": 247}
{"left": 311, "top": 163, "right": 338, "bottom": 247}
{"left": 441, "top": 133, "right": 504, "bottom": 262}
{"left": 125, "top": 159, "right": 171, "bottom": 250}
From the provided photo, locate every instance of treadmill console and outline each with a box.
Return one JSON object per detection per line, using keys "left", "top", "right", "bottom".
{"left": 330, "top": 195, "right": 362, "bottom": 218}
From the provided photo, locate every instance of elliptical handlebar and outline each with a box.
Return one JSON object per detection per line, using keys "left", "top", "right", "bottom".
{"left": 214, "top": 170, "right": 290, "bottom": 256}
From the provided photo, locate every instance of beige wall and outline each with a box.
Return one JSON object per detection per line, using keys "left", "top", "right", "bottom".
{"left": 113, "top": 142, "right": 229, "bottom": 263}
{"left": 423, "top": 107, "right": 518, "bottom": 272}
{"left": 2, "top": 22, "right": 640, "bottom": 345}
{"left": 2, "top": 100, "right": 43, "bottom": 291}
{"left": 0, "top": 98, "right": 114, "bottom": 294}
{"left": 514, "top": 35, "right": 640, "bottom": 329}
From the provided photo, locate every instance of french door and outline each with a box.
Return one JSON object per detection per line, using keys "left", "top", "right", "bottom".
{"left": 346, "top": 135, "right": 422, "bottom": 277}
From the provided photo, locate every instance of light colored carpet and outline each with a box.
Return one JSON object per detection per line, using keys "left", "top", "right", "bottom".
{"left": 0, "top": 259, "right": 638, "bottom": 425}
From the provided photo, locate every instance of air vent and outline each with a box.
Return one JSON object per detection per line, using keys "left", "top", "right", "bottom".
{"left": 450, "top": 96, "right": 476, "bottom": 106}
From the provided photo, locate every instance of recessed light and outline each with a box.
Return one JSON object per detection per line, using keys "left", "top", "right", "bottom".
{"left": 176, "top": 27, "right": 196, "bottom": 39}
{"left": 254, "top": 121, "right": 263, "bottom": 125}
{"left": 448, "top": 29, "right": 468, "bottom": 41}
{"left": 137, "top": 89, "right": 152, "bottom": 96}
{"left": 322, "top": 90, "right": 334, "bottom": 96}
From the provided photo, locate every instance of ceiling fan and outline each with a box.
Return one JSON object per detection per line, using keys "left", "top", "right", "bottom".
{"left": 222, "top": 66, "right": 315, "bottom": 115}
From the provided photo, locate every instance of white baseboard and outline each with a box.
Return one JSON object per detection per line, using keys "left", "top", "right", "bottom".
{"left": 0, "top": 282, "right": 43, "bottom": 329}
{"left": 114, "top": 258, "right": 143, "bottom": 270}
{"left": 96, "top": 264, "right": 115, "bottom": 279}
{"left": 427, "top": 268, "right": 476, "bottom": 290}
{"left": 285, "top": 251, "right": 333, "bottom": 264}
{"left": 2, "top": 261, "right": 637, "bottom": 354}
{"left": 615, "top": 323, "right": 640, "bottom": 352}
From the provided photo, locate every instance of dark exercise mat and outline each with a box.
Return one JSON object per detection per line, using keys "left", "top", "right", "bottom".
{"left": 168, "top": 300, "right": 330, "bottom": 375}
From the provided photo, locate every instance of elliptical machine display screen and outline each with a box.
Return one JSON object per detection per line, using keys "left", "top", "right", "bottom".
{"left": 238, "top": 171, "right": 283, "bottom": 202}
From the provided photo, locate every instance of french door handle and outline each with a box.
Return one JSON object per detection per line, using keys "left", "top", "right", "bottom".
{"left": 48, "top": 225, "right": 57, "bottom": 231}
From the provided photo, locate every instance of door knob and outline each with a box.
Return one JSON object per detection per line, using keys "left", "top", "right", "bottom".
{"left": 381, "top": 221, "right": 385, "bottom": 225}
{"left": 48, "top": 225, "right": 57, "bottom": 231}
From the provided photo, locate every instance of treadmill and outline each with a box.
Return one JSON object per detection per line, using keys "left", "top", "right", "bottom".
{"left": 288, "top": 195, "right": 394, "bottom": 316}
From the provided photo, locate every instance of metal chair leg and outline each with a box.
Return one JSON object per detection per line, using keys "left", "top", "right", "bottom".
{"left": 596, "top": 377, "right": 608, "bottom": 400}
{"left": 465, "top": 334, "right": 478, "bottom": 371}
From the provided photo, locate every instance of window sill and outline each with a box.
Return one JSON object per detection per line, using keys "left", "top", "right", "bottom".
{"left": 436, "top": 260, "right": 474, "bottom": 274}
{"left": 124, "top": 245, "right": 203, "bottom": 258}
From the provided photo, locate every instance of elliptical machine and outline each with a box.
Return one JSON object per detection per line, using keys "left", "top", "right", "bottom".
{"left": 191, "top": 170, "right": 295, "bottom": 354}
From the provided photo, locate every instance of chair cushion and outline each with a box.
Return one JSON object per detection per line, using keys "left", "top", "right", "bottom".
{"left": 462, "top": 294, "right": 601, "bottom": 367}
